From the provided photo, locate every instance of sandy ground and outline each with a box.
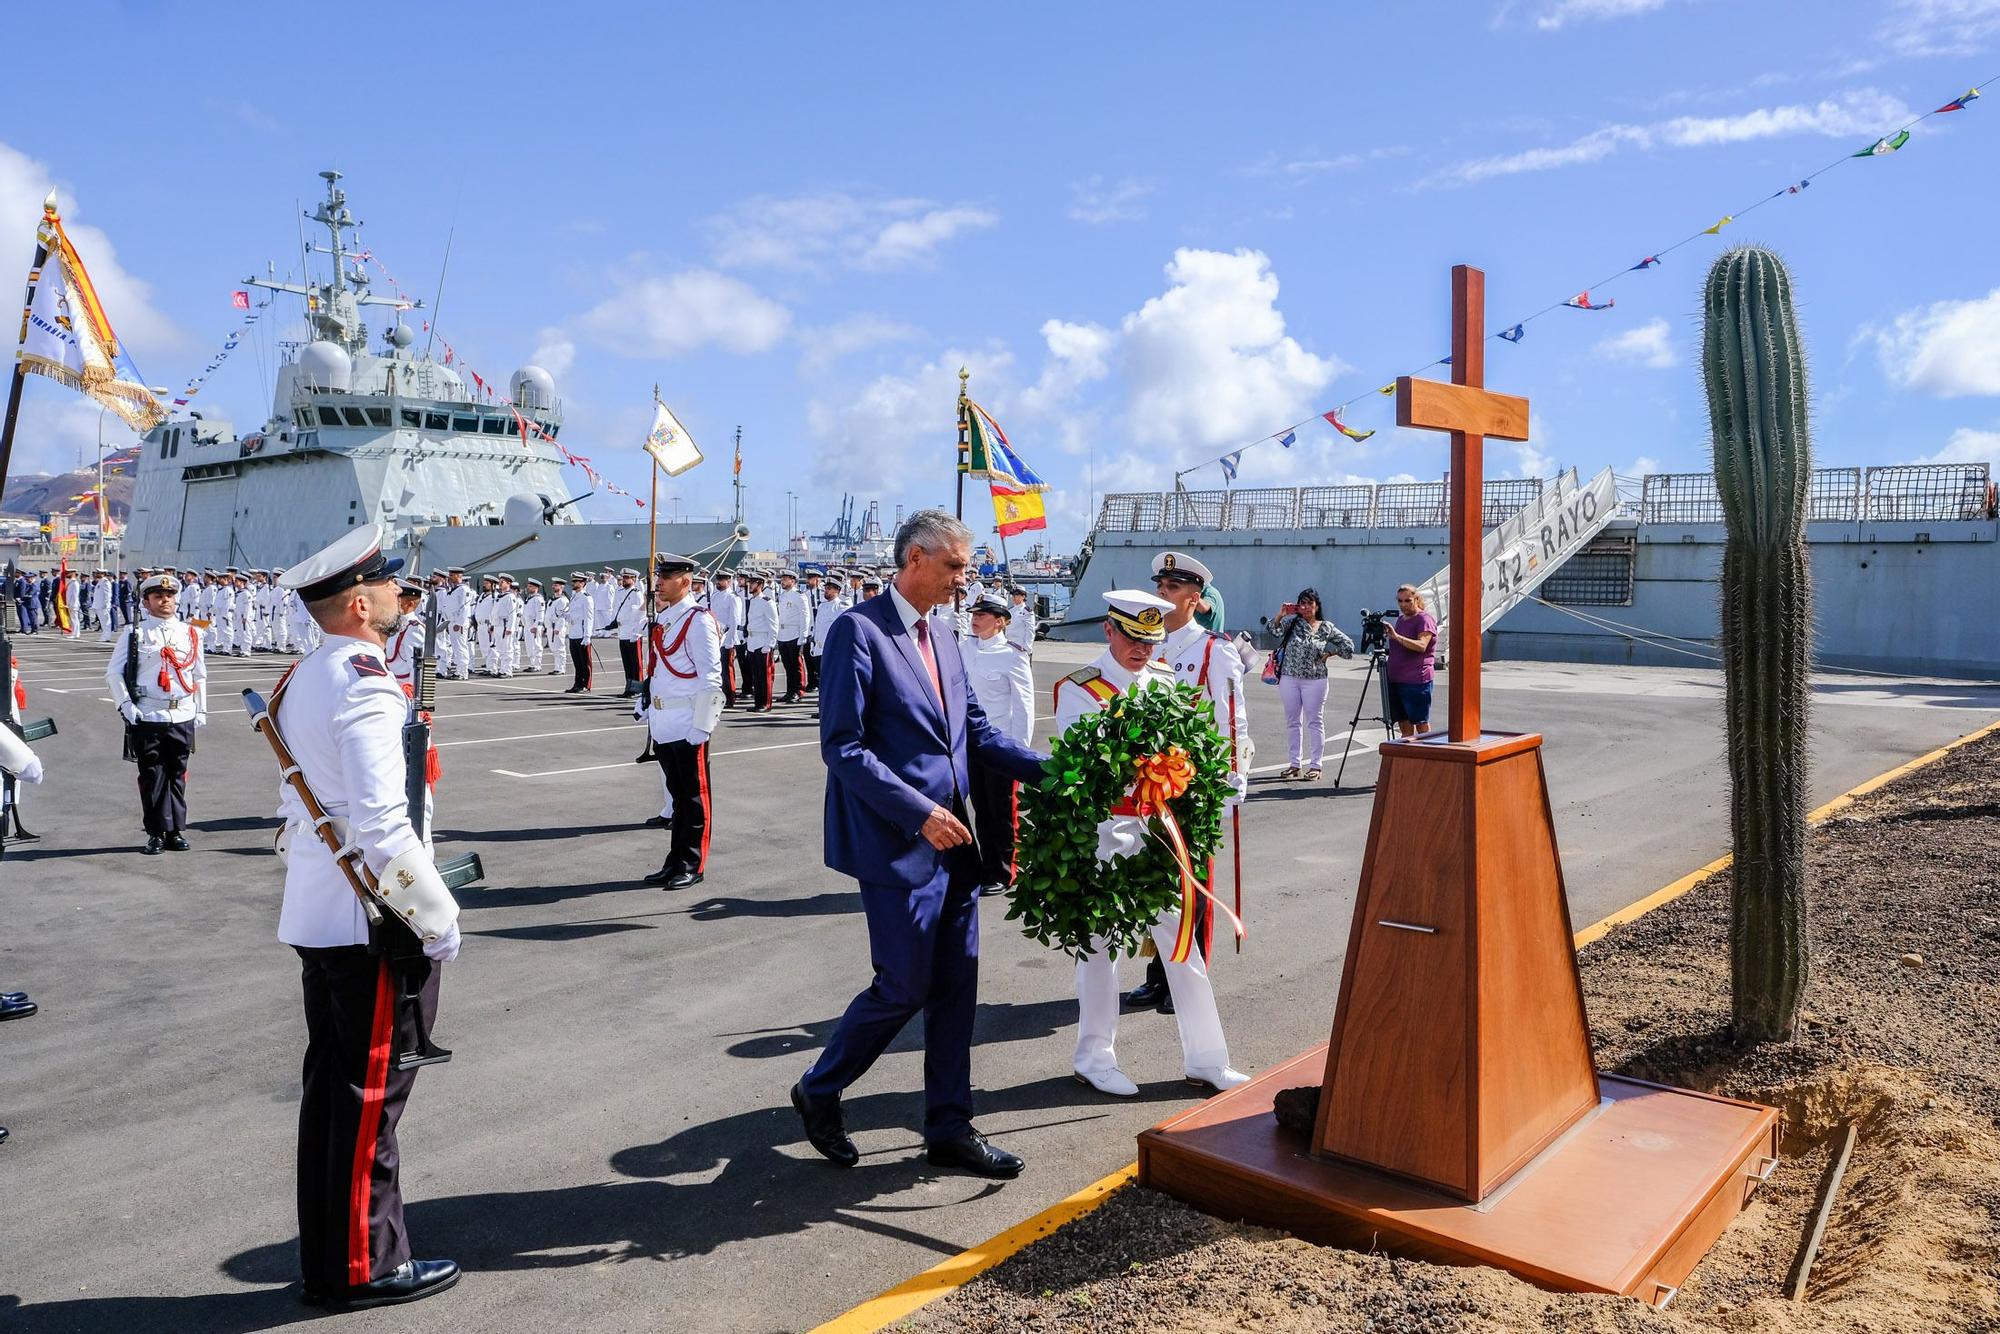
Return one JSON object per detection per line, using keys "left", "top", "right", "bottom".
{"left": 914, "top": 730, "right": 2000, "bottom": 1333}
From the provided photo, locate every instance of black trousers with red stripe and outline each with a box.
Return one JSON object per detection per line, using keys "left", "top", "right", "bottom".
{"left": 654, "top": 738, "right": 711, "bottom": 874}
{"left": 569, "top": 636, "right": 593, "bottom": 690}
{"left": 777, "top": 639, "right": 805, "bottom": 701}
{"left": 130, "top": 720, "right": 194, "bottom": 836}
{"left": 968, "top": 762, "right": 1018, "bottom": 889}
{"left": 742, "top": 648, "right": 772, "bottom": 709}
{"left": 295, "top": 945, "right": 442, "bottom": 1293}
{"left": 720, "top": 644, "right": 739, "bottom": 705}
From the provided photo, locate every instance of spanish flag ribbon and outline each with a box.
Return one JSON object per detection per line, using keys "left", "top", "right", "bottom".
{"left": 1111, "top": 748, "right": 1247, "bottom": 963}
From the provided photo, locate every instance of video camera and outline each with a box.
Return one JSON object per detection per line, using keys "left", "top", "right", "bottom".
{"left": 1357, "top": 608, "right": 1394, "bottom": 655}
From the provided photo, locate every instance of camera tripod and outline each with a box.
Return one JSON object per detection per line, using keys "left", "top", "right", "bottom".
{"left": 1332, "top": 650, "right": 1397, "bottom": 789}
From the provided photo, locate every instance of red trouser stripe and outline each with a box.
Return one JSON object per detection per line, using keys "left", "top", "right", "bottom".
{"left": 695, "top": 741, "right": 712, "bottom": 872}
{"left": 1007, "top": 782, "right": 1020, "bottom": 880}
{"left": 348, "top": 958, "right": 396, "bottom": 1286}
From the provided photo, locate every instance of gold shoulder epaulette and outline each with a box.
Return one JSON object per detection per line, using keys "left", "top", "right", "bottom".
{"left": 1062, "top": 666, "right": 1102, "bottom": 686}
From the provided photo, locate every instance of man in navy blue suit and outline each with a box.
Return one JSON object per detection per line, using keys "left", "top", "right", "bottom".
{"left": 793, "top": 510, "right": 1047, "bottom": 1179}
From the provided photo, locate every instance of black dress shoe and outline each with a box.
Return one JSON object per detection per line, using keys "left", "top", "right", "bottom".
{"left": 790, "top": 1081, "right": 859, "bottom": 1167}
{"left": 1, "top": 991, "right": 28, "bottom": 1003}
{"left": 643, "top": 815, "right": 673, "bottom": 829}
{"left": 0, "top": 996, "right": 36, "bottom": 1022}
{"left": 1122, "top": 978, "right": 1169, "bottom": 1010}
{"left": 0, "top": 1126, "right": 8, "bottom": 1145}
{"left": 926, "top": 1132, "right": 1023, "bottom": 1179}
{"left": 661, "top": 869, "right": 703, "bottom": 892}
{"left": 320, "top": 1258, "right": 460, "bottom": 1311}
{"left": 142, "top": 836, "right": 163, "bottom": 856}
{"left": 164, "top": 833, "right": 190, "bottom": 852}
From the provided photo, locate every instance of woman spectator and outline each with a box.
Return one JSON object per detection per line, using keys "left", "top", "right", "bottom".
{"left": 1384, "top": 583, "right": 1438, "bottom": 738}
{"left": 1270, "top": 589, "right": 1353, "bottom": 780}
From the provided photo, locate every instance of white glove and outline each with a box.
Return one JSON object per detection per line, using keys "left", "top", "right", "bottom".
{"left": 192, "top": 712, "right": 208, "bottom": 729}
{"left": 118, "top": 700, "right": 139, "bottom": 724}
{"left": 17, "top": 754, "right": 43, "bottom": 785}
{"left": 1093, "top": 814, "right": 1147, "bottom": 863}
{"left": 423, "top": 922, "right": 461, "bottom": 963}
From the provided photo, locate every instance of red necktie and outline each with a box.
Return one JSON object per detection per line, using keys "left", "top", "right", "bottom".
{"left": 913, "top": 617, "right": 944, "bottom": 703}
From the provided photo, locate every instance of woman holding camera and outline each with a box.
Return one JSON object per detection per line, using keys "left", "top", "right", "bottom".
{"left": 1270, "top": 589, "right": 1353, "bottom": 780}
{"left": 1384, "top": 583, "right": 1438, "bottom": 738}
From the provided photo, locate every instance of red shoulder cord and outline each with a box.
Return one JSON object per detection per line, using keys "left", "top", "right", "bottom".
{"left": 651, "top": 608, "right": 709, "bottom": 680}
{"left": 158, "top": 627, "right": 201, "bottom": 695}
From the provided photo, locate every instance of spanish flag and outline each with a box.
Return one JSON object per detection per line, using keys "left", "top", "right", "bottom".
{"left": 990, "top": 482, "right": 1046, "bottom": 537}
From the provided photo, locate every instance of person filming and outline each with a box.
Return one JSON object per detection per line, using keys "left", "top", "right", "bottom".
{"left": 1384, "top": 583, "right": 1437, "bottom": 738}
{"left": 1269, "top": 589, "right": 1352, "bottom": 781}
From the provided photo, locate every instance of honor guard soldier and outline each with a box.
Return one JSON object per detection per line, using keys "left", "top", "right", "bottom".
{"left": 0, "top": 646, "right": 42, "bottom": 1146}
{"left": 775, "top": 570, "right": 809, "bottom": 702}
{"left": 386, "top": 581, "right": 427, "bottom": 688}
{"left": 742, "top": 572, "right": 776, "bottom": 711}
{"left": 964, "top": 593, "right": 1033, "bottom": 896}
{"left": 710, "top": 569, "right": 743, "bottom": 707}
{"left": 491, "top": 575, "right": 522, "bottom": 679}
{"left": 106, "top": 573, "right": 207, "bottom": 854}
{"left": 1127, "top": 551, "right": 1251, "bottom": 1015}
{"left": 272, "top": 525, "right": 463, "bottom": 1312}
{"left": 809, "top": 579, "right": 845, "bottom": 693}
{"left": 638, "top": 553, "right": 724, "bottom": 890}
{"left": 1055, "top": 590, "right": 1248, "bottom": 1098}
{"left": 521, "top": 578, "right": 546, "bottom": 673}
{"left": 545, "top": 579, "right": 570, "bottom": 675}
{"left": 608, "top": 568, "right": 645, "bottom": 696}
{"left": 1006, "top": 586, "right": 1037, "bottom": 649}
{"left": 564, "top": 569, "right": 597, "bottom": 692}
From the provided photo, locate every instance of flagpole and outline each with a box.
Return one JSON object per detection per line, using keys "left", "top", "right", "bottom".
{"left": 0, "top": 193, "right": 57, "bottom": 515}
{"left": 954, "top": 367, "right": 969, "bottom": 522}
{"left": 646, "top": 384, "right": 661, "bottom": 676}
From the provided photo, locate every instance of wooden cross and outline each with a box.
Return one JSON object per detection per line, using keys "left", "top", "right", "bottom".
{"left": 1394, "top": 265, "right": 1531, "bottom": 743}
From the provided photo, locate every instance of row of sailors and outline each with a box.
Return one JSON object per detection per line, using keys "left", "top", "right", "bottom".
{"left": 121, "top": 566, "right": 322, "bottom": 657}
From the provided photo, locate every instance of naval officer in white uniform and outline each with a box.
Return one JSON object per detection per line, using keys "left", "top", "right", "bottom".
{"left": 636, "top": 553, "right": 725, "bottom": 890}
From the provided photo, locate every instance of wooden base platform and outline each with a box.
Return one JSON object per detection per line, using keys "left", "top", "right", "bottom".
{"left": 1139, "top": 1046, "right": 1779, "bottom": 1309}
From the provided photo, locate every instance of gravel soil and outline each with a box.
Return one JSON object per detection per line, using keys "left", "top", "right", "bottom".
{"left": 910, "top": 729, "right": 2000, "bottom": 1333}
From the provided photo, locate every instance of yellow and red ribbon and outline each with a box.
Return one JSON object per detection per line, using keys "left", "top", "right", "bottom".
{"left": 1113, "top": 748, "right": 1247, "bottom": 962}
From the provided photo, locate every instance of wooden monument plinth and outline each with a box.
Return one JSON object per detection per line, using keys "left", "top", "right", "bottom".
{"left": 1139, "top": 732, "right": 1779, "bottom": 1307}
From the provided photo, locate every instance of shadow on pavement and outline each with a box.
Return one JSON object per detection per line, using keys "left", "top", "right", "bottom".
{"left": 679, "top": 890, "right": 860, "bottom": 923}
{"left": 722, "top": 997, "right": 1080, "bottom": 1062}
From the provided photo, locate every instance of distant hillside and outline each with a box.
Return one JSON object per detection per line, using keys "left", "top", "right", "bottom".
{"left": 1, "top": 470, "right": 135, "bottom": 521}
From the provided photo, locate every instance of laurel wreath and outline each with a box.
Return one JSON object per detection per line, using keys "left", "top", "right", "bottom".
{"left": 1009, "top": 680, "right": 1233, "bottom": 961}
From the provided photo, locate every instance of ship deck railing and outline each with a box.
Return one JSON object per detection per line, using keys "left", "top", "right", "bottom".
{"left": 1092, "top": 463, "right": 1994, "bottom": 533}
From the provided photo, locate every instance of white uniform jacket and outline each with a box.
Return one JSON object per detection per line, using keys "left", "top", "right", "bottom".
{"left": 641, "top": 596, "right": 725, "bottom": 745}
{"left": 1053, "top": 652, "right": 1176, "bottom": 862}
{"left": 966, "top": 631, "right": 1034, "bottom": 745}
{"left": 744, "top": 594, "right": 778, "bottom": 652}
{"left": 566, "top": 589, "right": 596, "bottom": 640}
{"left": 775, "top": 587, "right": 808, "bottom": 642}
{"left": 386, "top": 616, "right": 426, "bottom": 690}
{"left": 710, "top": 586, "right": 741, "bottom": 649}
{"left": 1162, "top": 619, "right": 1250, "bottom": 802}
{"left": 522, "top": 593, "right": 546, "bottom": 637}
{"left": 809, "top": 595, "right": 846, "bottom": 655}
{"left": 588, "top": 578, "right": 615, "bottom": 633}
{"left": 436, "top": 582, "right": 471, "bottom": 631}
{"left": 547, "top": 592, "right": 569, "bottom": 634}
{"left": 273, "top": 635, "right": 437, "bottom": 948}
{"left": 493, "top": 591, "right": 522, "bottom": 641}
{"left": 106, "top": 615, "right": 209, "bottom": 725}
{"left": 606, "top": 586, "right": 644, "bottom": 643}
{"left": 1005, "top": 606, "right": 1037, "bottom": 650}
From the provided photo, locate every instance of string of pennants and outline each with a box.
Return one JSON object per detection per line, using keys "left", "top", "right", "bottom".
{"left": 1208, "top": 75, "right": 1988, "bottom": 484}
{"left": 171, "top": 293, "right": 269, "bottom": 407}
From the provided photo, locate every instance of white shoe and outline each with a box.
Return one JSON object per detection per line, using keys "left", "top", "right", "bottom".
{"left": 1073, "top": 1067, "right": 1140, "bottom": 1097}
{"left": 1185, "top": 1065, "right": 1251, "bottom": 1092}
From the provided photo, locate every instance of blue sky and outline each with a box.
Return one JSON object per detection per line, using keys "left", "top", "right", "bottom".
{"left": 5, "top": 0, "right": 1998, "bottom": 551}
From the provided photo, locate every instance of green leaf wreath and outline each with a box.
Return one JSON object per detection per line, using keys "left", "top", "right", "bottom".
{"left": 1010, "top": 680, "right": 1233, "bottom": 961}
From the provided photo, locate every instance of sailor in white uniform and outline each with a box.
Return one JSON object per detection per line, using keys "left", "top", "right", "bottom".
{"left": 1005, "top": 587, "right": 1037, "bottom": 650}
{"left": 544, "top": 579, "right": 570, "bottom": 676}
{"left": 637, "top": 553, "right": 724, "bottom": 890}
{"left": 1053, "top": 589, "right": 1248, "bottom": 1099}
{"left": 608, "top": 568, "right": 645, "bottom": 697}
{"left": 270, "top": 525, "right": 462, "bottom": 1312}
{"left": 742, "top": 572, "right": 777, "bottom": 710}
{"left": 433, "top": 569, "right": 470, "bottom": 679}
{"left": 385, "top": 581, "right": 427, "bottom": 689}
{"left": 105, "top": 573, "right": 208, "bottom": 854}
{"left": 564, "top": 570, "right": 598, "bottom": 692}
{"left": 521, "top": 579, "right": 546, "bottom": 673}
{"left": 964, "top": 593, "right": 1034, "bottom": 896}
{"left": 808, "top": 581, "right": 845, "bottom": 693}
{"left": 710, "top": 570, "right": 742, "bottom": 707}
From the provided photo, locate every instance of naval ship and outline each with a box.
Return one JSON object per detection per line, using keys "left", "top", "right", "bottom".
{"left": 123, "top": 172, "right": 744, "bottom": 581}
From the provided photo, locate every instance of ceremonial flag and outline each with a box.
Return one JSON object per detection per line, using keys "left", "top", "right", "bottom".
{"left": 1564, "top": 290, "right": 1615, "bottom": 310}
{"left": 962, "top": 402, "right": 1048, "bottom": 490}
{"left": 1377, "top": 383, "right": 1395, "bottom": 396}
{"left": 643, "top": 399, "right": 703, "bottom": 476}
{"left": 989, "top": 482, "right": 1047, "bottom": 537}
{"left": 231, "top": 290, "right": 250, "bottom": 309}
{"left": 1219, "top": 450, "right": 1242, "bottom": 482}
{"left": 1786, "top": 180, "right": 1810, "bottom": 194}
{"left": 1630, "top": 255, "right": 1660, "bottom": 270}
{"left": 1276, "top": 430, "right": 1295, "bottom": 448}
{"left": 1937, "top": 88, "right": 1980, "bottom": 113}
{"left": 1703, "top": 215, "right": 1734, "bottom": 235}
{"left": 53, "top": 559, "right": 72, "bottom": 634}
{"left": 1323, "top": 409, "right": 1375, "bottom": 443}
{"left": 1853, "top": 130, "right": 1910, "bottom": 157}
{"left": 16, "top": 197, "right": 164, "bottom": 432}
{"left": 733, "top": 439, "right": 742, "bottom": 476}
{"left": 1499, "top": 323, "right": 1525, "bottom": 342}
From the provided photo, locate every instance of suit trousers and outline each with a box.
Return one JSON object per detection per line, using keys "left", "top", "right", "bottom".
{"left": 569, "top": 637, "right": 593, "bottom": 690}
{"left": 801, "top": 850, "right": 982, "bottom": 1142}
{"left": 777, "top": 639, "right": 805, "bottom": 701}
{"left": 295, "top": 945, "right": 441, "bottom": 1293}
{"left": 131, "top": 720, "right": 195, "bottom": 836}
{"left": 1076, "top": 913, "right": 1229, "bottom": 1078}
{"left": 967, "top": 763, "right": 1018, "bottom": 889}
{"left": 653, "top": 738, "right": 711, "bottom": 873}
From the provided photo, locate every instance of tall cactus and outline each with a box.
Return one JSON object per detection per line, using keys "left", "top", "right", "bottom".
{"left": 1702, "top": 246, "right": 1813, "bottom": 1043}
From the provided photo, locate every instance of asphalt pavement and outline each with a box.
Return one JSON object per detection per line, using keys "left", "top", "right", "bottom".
{"left": 2, "top": 627, "right": 1995, "bottom": 1333}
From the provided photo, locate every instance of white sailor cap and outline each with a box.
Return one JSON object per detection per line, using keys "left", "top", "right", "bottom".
{"left": 619, "top": 567, "right": 640, "bottom": 578}
{"left": 525, "top": 577, "right": 542, "bottom": 588}
{"left": 653, "top": 552, "right": 699, "bottom": 575}
{"left": 396, "top": 578, "right": 425, "bottom": 596}
{"left": 496, "top": 572, "right": 516, "bottom": 583}
{"left": 138, "top": 573, "right": 180, "bottom": 596}
{"left": 712, "top": 568, "right": 733, "bottom": 579}
{"left": 571, "top": 571, "right": 588, "bottom": 581}
{"left": 1152, "top": 550, "right": 1212, "bottom": 587}
{"left": 779, "top": 569, "right": 798, "bottom": 581}
{"left": 1104, "top": 588, "right": 1172, "bottom": 643}
{"left": 446, "top": 566, "right": 466, "bottom": 575}
{"left": 972, "top": 593, "right": 1012, "bottom": 618}
{"left": 861, "top": 574, "right": 882, "bottom": 589}
{"left": 278, "top": 522, "right": 405, "bottom": 601}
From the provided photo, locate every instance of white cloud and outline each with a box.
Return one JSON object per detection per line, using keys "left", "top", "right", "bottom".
{"left": 707, "top": 192, "right": 995, "bottom": 272}
{"left": 1020, "top": 318, "right": 1114, "bottom": 414}
{"left": 529, "top": 326, "right": 575, "bottom": 379}
{"left": 804, "top": 346, "right": 1015, "bottom": 495}
{"left": 1535, "top": 0, "right": 1670, "bottom": 29}
{"left": 1871, "top": 288, "right": 2000, "bottom": 396}
{"left": 1596, "top": 317, "right": 1678, "bottom": 369}
{"left": 1069, "top": 176, "right": 1154, "bottom": 225}
{"left": 797, "top": 314, "right": 920, "bottom": 370}
{"left": 1907, "top": 426, "right": 2000, "bottom": 470}
{"left": 1430, "top": 89, "right": 1910, "bottom": 186}
{"left": 1118, "top": 248, "right": 1349, "bottom": 455}
{"left": 1883, "top": 0, "right": 2000, "bottom": 56}
{"left": 575, "top": 267, "right": 790, "bottom": 358}
{"left": 0, "top": 140, "right": 186, "bottom": 474}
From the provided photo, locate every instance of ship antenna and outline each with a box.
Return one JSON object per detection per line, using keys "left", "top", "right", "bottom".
{"left": 423, "top": 226, "right": 455, "bottom": 363}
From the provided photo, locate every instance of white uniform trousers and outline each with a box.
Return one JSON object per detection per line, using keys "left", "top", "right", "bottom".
{"left": 1074, "top": 911, "right": 1229, "bottom": 1077}
{"left": 443, "top": 627, "right": 469, "bottom": 677}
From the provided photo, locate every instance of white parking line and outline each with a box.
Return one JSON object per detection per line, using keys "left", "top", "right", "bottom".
{"left": 492, "top": 736, "right": 826, "bottom": 779}
{"left": 435, "top": 721, "right": 644, "bottom": 749}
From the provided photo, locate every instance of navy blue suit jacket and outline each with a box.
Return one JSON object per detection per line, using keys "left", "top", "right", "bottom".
{"left": 820, "top": 592, "right": 1046, "bottom": 890}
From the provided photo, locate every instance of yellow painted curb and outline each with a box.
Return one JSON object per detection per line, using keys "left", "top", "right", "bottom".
{"left": 814, "top": 713, "right": 2000, "bottom": 1332}
{"left": 809, "top": 1164, "right": 1138, "bottom": 1333}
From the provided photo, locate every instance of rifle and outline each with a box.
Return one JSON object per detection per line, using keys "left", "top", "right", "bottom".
{"left": 401, "top": 588, "right": 482, "bottom": 907}
{"left": 244, "top": 684, "right": 471, "bottom": 1072}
